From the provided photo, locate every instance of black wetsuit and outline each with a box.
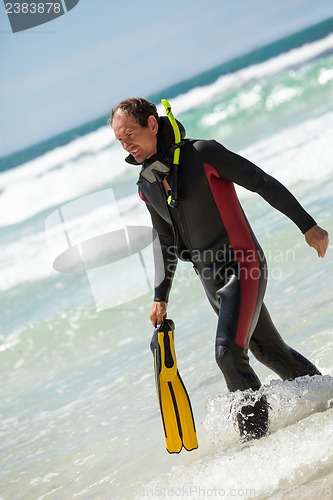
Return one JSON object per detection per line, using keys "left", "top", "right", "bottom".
{"left": 133, "top": 119, "right": 321, "bottom": 439}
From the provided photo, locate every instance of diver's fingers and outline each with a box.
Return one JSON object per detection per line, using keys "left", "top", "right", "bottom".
{"left": 305, "top": 225, "right": 329, "bottom": 258}
{"left": 150, "top": 301, "right": 167, "bottom": 326}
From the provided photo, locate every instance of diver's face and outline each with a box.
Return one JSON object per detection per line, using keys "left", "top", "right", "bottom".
{"left": 112, "top": 112, "right": 158, "bottom": 163}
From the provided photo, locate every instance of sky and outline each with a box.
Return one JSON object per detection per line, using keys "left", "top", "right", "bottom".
{"left": 1, "top": 0, "right": 333, "bottom": 156}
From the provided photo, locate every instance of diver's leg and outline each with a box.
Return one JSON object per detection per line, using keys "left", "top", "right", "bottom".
{"left": 249, "top": 303, "right": 321, "bottom": 380}
{"left": 214, "top": 269, "right": 261, "bottom": 392}
{"left": 202, "top": 262, "right": 269, "bottom": 440}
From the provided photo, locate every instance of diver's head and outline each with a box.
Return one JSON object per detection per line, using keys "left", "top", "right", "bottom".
{"left": 110, "top": 98, "right": 159, "bottom": 164}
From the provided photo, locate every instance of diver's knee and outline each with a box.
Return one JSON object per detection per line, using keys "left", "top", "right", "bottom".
{"left": 249, "top": 338, "right": 265, "bottom": 363}
{"left": 215, "top": 338, "right": 245, "bottom": 373}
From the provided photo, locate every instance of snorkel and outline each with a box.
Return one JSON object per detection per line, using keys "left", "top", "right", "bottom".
{"left": 139, "top": 99, "right": 184, "bottom": 208}
{"left": 161, "top": 99, "right": 181, "bottom": 208}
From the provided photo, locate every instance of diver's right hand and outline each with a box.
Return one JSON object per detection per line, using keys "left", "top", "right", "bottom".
{"left": 150, "top": 301, "right": 167, "bottom": 327}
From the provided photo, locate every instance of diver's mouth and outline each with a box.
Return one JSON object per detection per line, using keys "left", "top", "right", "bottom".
{"left": 131, "top": 147, "right": 140, "bottom": 157}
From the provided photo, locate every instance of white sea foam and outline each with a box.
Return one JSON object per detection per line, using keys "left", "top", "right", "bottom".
{"left": 0, "top": 126, "right": 114, "bottom": 191}
{"left": 237, "top": 110, "right": 333, "bottom": 190}
{"left": 139, "top": 376, "right": 333, "bottom": 500}
{"left": 0, "top": 145, "right": 130, "bottom": 228}
{"left": 142, "top": 410, "right": 333, "bottom": 500}
{"left": 0, "top": 190, "right": 150, "bottom": 292}
{"left": 169, "top": 33, "right": 333, "bottom": 116}
{"left": 1, "top": 31, "right": 332, "bottom": 196}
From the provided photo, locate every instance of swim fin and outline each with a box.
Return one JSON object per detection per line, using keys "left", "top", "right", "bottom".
{"left": 150, "top": 319, "right": 198, "bottom": 453}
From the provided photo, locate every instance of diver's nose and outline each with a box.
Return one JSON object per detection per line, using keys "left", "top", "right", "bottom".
{"left": 121, "top": 139, "right": 131, "bottom": 152}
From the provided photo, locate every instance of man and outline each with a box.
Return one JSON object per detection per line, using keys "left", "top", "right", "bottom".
{"left": 110, "top": 97, "right": 329, "bottom": 440}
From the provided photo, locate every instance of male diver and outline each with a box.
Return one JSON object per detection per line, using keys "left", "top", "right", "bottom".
{"left": 110, "top": 97, "right": 329, "bottom": 441}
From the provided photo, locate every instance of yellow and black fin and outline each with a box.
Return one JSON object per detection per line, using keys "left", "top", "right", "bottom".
{"left": 150, "top": 319, "right": 198, "bottom": 453}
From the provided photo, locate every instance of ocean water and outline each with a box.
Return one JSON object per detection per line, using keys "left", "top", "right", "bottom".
{"left": 1, "top": 18, "right": 333, "bottom": 500}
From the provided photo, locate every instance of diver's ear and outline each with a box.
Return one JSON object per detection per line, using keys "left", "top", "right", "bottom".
{"left": 148, "top": 115, "right": 159, "bottom": 134}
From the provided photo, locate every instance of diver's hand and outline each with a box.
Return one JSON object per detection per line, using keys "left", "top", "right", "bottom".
{"left": 150, "top": 301, "right": 167, "bottom": 327}
{"left": 305, "top": 225, "right": 329, "bottom": 258}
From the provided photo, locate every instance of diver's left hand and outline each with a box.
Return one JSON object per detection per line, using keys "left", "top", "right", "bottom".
{"left": 305, "top": 225, "right": 329, "bottom": 258}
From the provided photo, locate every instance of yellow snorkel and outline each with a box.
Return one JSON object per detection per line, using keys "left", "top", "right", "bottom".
{"left": 161, "top": 99, "right": 182, "bottom": 208}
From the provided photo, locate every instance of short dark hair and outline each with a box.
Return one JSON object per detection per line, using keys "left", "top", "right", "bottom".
{"left": 109, "top": 97, "right": 158, "bottom": 127}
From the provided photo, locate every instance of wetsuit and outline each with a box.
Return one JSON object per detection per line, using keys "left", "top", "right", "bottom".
{"left": 132, "top": 118, "right": 321, "bottom": 439}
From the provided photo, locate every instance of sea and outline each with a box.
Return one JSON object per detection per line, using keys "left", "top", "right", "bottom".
{"left": 1, "top": 17, "right": 333, "bottom": 500}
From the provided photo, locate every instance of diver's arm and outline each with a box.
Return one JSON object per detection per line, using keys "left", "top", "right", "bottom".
{"left": 200, "top": 140, "right": 318, "bottom": 234}
{"left": 146, "top": 203, "right": 177, "bottom": 305}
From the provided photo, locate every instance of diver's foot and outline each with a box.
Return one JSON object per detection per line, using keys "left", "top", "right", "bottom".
{"left": 237, "top": 395, "right": 269, "bottom": 442}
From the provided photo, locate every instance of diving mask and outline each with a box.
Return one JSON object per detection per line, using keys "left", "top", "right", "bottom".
{"left": 140, "top": 155, "right": 171, "bottom": 184}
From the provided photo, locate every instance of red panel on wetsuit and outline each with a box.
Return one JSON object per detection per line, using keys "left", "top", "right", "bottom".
{"left": 139, "top": 189, "right": 150, "bottom": 204}
{"left": 203, "top": 163, "right": 260, "bottom": 349}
